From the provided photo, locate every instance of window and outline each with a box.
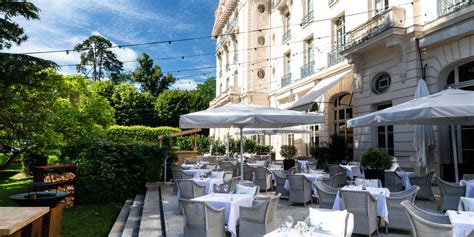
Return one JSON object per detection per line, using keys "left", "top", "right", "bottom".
{"left": 234, "top": 71, "right": 238, "bottom": 86}
{"left": 376, "top": 103, "right": 394, "bottom": 156}
{"left": 307, "top": 0, "right": 313, "bottom": 13}
{"left": 335, "top": 16, "right": 345, "bottom": 50}
{"left": 305, "top": 38, "right": 314, "bottom": 64}
{"left": 309, "top": 125, "right": 320, "bottom": 148}
{"left": 333, "top": 93, "right": 353, "bottom": 158}
{"left": 257, "top": 4, "right": 266, "bottom": 13}
{"left": 374, "top": 0, "right": 389, "bottom": 13}
{"left": 285, "top": 52, "right": 291, "bottom": 75}
{"left": 258, "top": 135, "right": 265, "bottom": 145}
{"left": 372, "top": 73, "right": 391, "bottom": 94}
{"left": 287, "top": 134, "right": 295, "bottom": 146}
{"left": 284, "top": 14, "right": 291, "bottom": 33}
{"left": 226, "top": 78, "right": 230, "bottom": 89}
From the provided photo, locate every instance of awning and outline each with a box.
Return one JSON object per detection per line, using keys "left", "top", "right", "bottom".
{"left": 289, "top": 71, "right": 350, "bottom": 111}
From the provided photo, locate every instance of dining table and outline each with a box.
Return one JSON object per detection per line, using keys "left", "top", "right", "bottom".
{"left": 265, "top": 227, "right": 341, "bottom": 237}
{"left": 192, "top": 193, "right": 254, "bottom": 237}
{"left": 446, "top": 210, "right": 474, "bottom": 237}
{"left": 460, "top": 180, "right": 474, "bottom": 197}
{"left": 339, "top": 165, "right": 362, "bottom": 179}
{"left": 332, "top": 185, "right": 390, "bottom": 223}
{"left": 182, "top": 168, "right": 213, "bottom": 178}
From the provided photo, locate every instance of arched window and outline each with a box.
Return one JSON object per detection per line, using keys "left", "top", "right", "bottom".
{"left": 446, "top": 61, "right": 474, "bottom": 90}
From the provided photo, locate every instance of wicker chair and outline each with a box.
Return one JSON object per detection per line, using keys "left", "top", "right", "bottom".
{"left": 321, "top": 175, "right": 337, "bottom": 188}
{"left": 179, "top": 199, "right": 226, "bottom": 237}
{"left": 434, "top": 176, "right": 466, "bottom": 212}
{"left": 401, "top": 200, "right": 453, "bottom": 237}
{"left": 172, "top": 169, "right": 194, "bottom": 193}
{"left": 253, "top": 167, "right": 273, "bottom": 192}
{"left": 287, "top": 175, "right": 313, "bottom": 206}
{"left": 334, "top": 173, "right": 348, "bottom": 187}
{"left": 329, "top": 165, "right": 346, "bottom": 177}
{"left": 273, "top": 171, "right": 289, "bottom": 197}
{"left": 307, "top": 160, "right": 318, "bottom": 170}
{"left": 239, "top": 194, "right": 281, "bottom": 237}
{"left": 458, "top": 197, "right": 474, "bottom": 211}
{"left": 409, "top": 171, "right": 434, "bottom": 200}
{"left": 235, "top": 183, "right": 260, "bottom": 197}
{"left": 239, "top": 162, "right": 254, "bottom": 181}
{"left": 213, "top": 176, "right": 240, "bottom": 193}
{"left": 340, "top": 190, "right": 378, "bottom": 237}
{"left": 314, "top": 181, "right": 338, "bottom": 209}
{"left": 385, "top": 185, "right": 420, "bottom": 233}
{"left": 384, "top": 171, "right": 404, "bottom": 192}
{"left": 223, "top": 171, "right": 233, "bottom": 182}
{"left": 283, "top": 166, "right": 296, "bottom": 176}
{"left": 177, "top": 179, "right": 206, "bottom": 200}
{"left": 219, "top": 161, "right": 238, "bottom": 177}
{"left": 462, "top": 173, "right": 474, "bottom": 180}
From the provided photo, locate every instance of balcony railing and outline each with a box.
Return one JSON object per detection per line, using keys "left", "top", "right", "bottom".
{"left": 226, "top": 64, "right": 230, "bottom": 71}
{"left": 233, "top": 53, "right": 238, "bottom": 64}
{"left": 328, "top": 0, "right": 337, "bottom": 5}
{"left": 300, "top": 61, "right": 315, "bottom": 79}
{"left": 301, "top": 10, "right": 314, "bottom": 26}
{"left": 282, "top": 29, "right": 291, "bottom": 43}
{"left": 281, "top": 73, "right": 292, "bottom": 87}
{"left": 344, "top": 7, "right": 405, "bottom": 50}
{"left": 438, "top": 0, "right": 473, "bottom": 18}
{"left": 327, "top": 48, "right": 344, "bottom": 66}
{"left": 217, "top": 19, "right": 239, "bottom": 49}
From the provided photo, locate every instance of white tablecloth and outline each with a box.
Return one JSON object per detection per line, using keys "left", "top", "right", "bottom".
{"left": 460, "top": 180, "right": 474, "bottom": 197}
{"left": 265, "top": 228, "right": 340, "bottom": 237}
{"left": 298, "top": 160, "right": 309, "bottom": 173}
{"left": 333, "top": 186, "right": 390, "bottom": 223}
{"left": 284, "top": 173, "right": 329, "bottom": 192}
{"left": 396, "top": 171, "right": 415, "bottom": 188}
{"left": 192, "top": 193, "right": 253, "bottom": 237}
{"left": 447, "top": 210, "right": 474, "bottom": 237}
{"left": 182, "top": 168, "right": 213, "bottom": 178}
{"left": 339, "top": 165, "right": 362, "bottom": 179}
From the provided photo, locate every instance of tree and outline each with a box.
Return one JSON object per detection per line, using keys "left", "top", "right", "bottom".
{"left": 111, "top": 83, "right": 157, "bottom": 126}
{"left": 132, "top": 53, "right": 176, "bottom": 97}
{"left": 0, "top": 1, "right": 40, "bottom": 50}
{"left": 195, "top": 77, "right": 216, "bottom": 103}
{"left": 155, "top": 90, "right": 209, "bottom": 127}
{"left": 74, "top": 35, "right": 123, "bottom": 82}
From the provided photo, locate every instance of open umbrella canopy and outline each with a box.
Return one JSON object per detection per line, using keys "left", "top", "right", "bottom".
{"left": 347, "top": 89, "right": 474, "bottom": 127}
{"left": 235, "top": 127, "right": 311, "bottom": 135}
{"left": 180, "top": 103, "right": 324, "bottom": 129}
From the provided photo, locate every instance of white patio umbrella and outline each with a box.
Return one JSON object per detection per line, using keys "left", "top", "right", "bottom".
{"left": 235, "top": 127, "right": 312, "bottom": 160}
{"left": 347, "top": 88, "right": 474, "bottom": 182}
{"left": 413, "top": 79, "right": 435, "bottom": 167}
{"left": 180, "top": 103, "right": 325, "bottom": 181}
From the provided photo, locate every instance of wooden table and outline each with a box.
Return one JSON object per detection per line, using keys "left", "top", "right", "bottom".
{"left": 0, "top": 207, "right": 49, "bottom": 237}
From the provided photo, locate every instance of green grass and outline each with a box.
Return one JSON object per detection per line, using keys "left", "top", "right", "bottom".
{"left": 0, "top": 163, "right": 121, "bottom": 237}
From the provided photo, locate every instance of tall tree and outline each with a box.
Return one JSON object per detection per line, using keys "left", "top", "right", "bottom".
{"left": 0, "top": 1, "right": 40, "bottom": 50}
{"left": 195, "top": 77, "right": 216, "bottom": 103}
{"left": 154, "top": 90, "right": 209, "bottom": 127}
{"left": 74, "top": 35, "right": 123, "bottom": 82}
{"left": 132, "top": 53, "right": 176, "bottom": 97}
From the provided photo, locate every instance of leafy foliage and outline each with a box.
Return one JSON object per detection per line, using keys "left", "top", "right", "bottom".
{"left": 0, "top": 1, "right": 40, "bottom": 50}
{"left": 104, "top": 125, "right": 180, "bottom": 142}
{"left": 360, "top": 148, "right": 393, "bottom": 171}
{"left": 280, "top": 145, "right": 297, "bottom": 159}
{"left": 61, "top": 136, "right": 165, "bottom": 204}
{"left": 155, "top": 90, "right": 209, "bottom": 127}
{"left": 256, "top": 144, "right": 271, "bottom": 153}
{"left": 132, "top": 53, "right": 176, "bottom": 97}
{"left": 195, "top": 77, "right": 216, "bottom": 102}
{"left": 74, "top": 35, "right": 123, "bottom": 82}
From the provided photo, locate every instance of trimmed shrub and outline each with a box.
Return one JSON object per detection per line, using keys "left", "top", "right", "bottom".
{"left": 104, "top": 125, "right": 180, "bottom": 142}
{"left": 61, "top": 136, "right": 165, "bottom": 204}
{"left": 280, "top": 145, "right": 297, "bottom": 159}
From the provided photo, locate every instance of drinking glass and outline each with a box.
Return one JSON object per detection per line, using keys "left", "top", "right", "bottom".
{"left": 285, "top": 215, "right": 294, "bottom": 229}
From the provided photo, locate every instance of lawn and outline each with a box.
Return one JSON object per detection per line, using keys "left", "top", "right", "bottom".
{"left": 0, "top": 163, "right": 121, "bottom": 237}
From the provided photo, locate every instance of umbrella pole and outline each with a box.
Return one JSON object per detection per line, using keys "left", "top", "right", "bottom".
{"left": 451, "top": 126, "right": 459, "bottom": 183}
{"left": 240, "top": 127, "right": 244, "bottom": 183}
{"left": 269, "top": 135, "right": 272, "bottom": 164}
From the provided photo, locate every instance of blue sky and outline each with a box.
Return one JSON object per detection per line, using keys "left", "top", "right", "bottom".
{"left": 8, "top": 0, "right": 218, "bottom": 90}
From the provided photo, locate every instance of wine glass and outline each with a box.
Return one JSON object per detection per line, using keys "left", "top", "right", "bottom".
{"left": 285, "top": 215, "right": 294, "bottom": 230}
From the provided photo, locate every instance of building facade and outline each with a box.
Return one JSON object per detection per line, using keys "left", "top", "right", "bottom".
{"left": 211, "top": 0, "right": 474, "bottom": 181}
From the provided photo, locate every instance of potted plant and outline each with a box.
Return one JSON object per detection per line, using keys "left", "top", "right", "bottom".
{"left": 280, "top": 145, "right": 297, "bottom": 170}
{"left": 360, "top": 148, "right": 393, "bottom": 184}
{"left": 327, "top": 134, "right": 348, "bottom": 164}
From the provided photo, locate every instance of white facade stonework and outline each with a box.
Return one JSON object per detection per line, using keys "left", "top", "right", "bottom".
{"left": 211, "top": 0, "right": 474, "bottom": 180}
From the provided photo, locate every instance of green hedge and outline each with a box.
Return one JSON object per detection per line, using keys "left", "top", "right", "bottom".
{"left": 104, "top": 125, "right": 180, "bottom": 142}
{"left": 61, "top": 136, "right": 165, "bottom": 204}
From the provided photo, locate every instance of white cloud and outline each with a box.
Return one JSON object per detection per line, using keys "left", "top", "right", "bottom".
{"left": 171, "top": 79, "right": 198, "bottom": 91}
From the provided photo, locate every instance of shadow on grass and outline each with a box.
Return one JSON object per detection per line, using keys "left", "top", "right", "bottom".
{"left": 0, "top": 163, "right": 31, "bottom": 206}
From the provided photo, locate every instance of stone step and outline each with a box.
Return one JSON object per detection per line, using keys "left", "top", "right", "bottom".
{"left": 122, "top": 194, "right": 145, "bottom": 237}
{"left": 138, "top": 182, "right": 162, "bottom": 237}
{"left": 108, "top": 199, "right": 133, "bottom": 237}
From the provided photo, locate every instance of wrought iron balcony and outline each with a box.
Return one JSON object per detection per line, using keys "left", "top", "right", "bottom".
{"left": 344, "top": 7, "right": 405, "bottom": 50}
{"left": 327, "top": 48, "right": 344, "bottom": 67}
{"left": 281, "top": 73, "right": 292, "bottom": 87}
{"left": 437, "top": 0, "right": 473, "bottom": 18}
{"left": 300, "top": 61, "right": 315, "bottom": 79}
{"left": 282, "top": 29, "right": 291, "bottom": 43}
{"left": 301, "top": 10, "right": 314, "bottom": 26}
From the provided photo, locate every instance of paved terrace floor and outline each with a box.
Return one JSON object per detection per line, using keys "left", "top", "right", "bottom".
{"left": 159, "top": 183, "right": 441, "bottom": 237}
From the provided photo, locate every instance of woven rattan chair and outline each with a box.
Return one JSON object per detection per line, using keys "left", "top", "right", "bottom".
{"left": 314, "top": 181, "right": 338, "bottom": 209}
{"left": 219, "top": 161, "right": 238, "bottom": 176}
{"left": 179, "top": 199, "right": 226, "bottom": 237}
{"left": 321, "top": 175, "right": 337, "bottom": 188}
{"left": 340, "top": 190, "right": 378, "bottom": 237}
{"left": 434, "top": 176, "right": 466, "bottom": 212}
{"left": 462, "top": 173, "right": 474, "bottom": 180}
{"left": 213, "top": 176, "right": 240, "bottom": 193}
{"left": 172, "top": 169, "right": 194, "bottom": 193}
{"left": 240, "top": 162, "right": 254, "bottom": 181}
{"left": 401, "top": 200, "right": 453, "bottom": 237}
{"left": 409, "top": 171, "right": 434, "bottom": 200}
{"left": 458, "top": 197, "right": 474, "bottom": 211}
{"left": 283, "top": 166, "right": 296, "bottom": 175}
{"left": 385, "top": 185, "right": 420, "bottom": 233}
{"left": 235, "top": 183, "right": 260, "bottom": 197}
{"left": 223, "top": 171, "right": 233, "bottom": 182}
{"left": 307, "top": 160, "right": 318, "bottom": 170}
{"left": 177, "top": 179, "right": 206, "bottom": 200}
{"left": 239, "top": 194, "right": 281, "bottom": 237}
{"left": 384, "top": 171, "right": 404, "bottom": 192}
{"left": 334, "top": 173, "right": 348, "bottom": 187}
{"left": 287, "top": 175, "right": 313, "bottom": 206}
{"left": 329, "top": 165, "right": 346, "bottom": 177}
{"left": 273, "top": 171, "right": 289, "bottom": 197}
{"left": 253, "top": 167, "right": 273, "bottom": 192}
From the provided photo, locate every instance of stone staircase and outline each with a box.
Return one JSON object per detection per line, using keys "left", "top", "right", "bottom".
{"left": 108, "top": 183, "right": 162, "bottom": 237}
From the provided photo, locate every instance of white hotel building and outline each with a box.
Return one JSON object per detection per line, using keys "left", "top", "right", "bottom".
{"left": 210, "top": 0, "right": 474, "bottom": 181}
